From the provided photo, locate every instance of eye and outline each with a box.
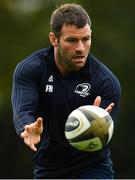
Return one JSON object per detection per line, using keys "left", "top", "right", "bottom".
{"left": 83, "top": 37, "right": 90, "bottom": 42}
{"left": 66, "top": 38, "right": 77, "bottom": 43}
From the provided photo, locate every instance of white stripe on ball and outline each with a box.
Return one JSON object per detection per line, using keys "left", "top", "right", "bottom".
{"left": 65, "top": 109, "right": 91, "bottom": 140}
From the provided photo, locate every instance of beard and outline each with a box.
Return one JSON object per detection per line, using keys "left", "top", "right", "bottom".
{"left": 58, "top": 47, "right": 88, "bottom": 71}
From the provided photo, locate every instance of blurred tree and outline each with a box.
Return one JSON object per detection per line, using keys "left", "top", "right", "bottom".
{"left": 0, "top": 0, "right": 134, "bottom": 178}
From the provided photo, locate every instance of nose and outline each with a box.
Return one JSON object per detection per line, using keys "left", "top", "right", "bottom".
{"left": 75, "top": 40, "right": 84, "bottom": 52}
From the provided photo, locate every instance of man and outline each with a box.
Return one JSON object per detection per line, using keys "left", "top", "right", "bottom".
{"left": 11, "top": 3, "right": 121, "bottom": 179}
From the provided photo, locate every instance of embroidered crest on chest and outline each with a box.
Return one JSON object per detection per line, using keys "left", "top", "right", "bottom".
{"left": 74, "top": 83, "right": 91, "bottom": 97}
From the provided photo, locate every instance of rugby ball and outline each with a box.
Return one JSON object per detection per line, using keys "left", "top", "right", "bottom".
{"left": 65, "top": 105, "right": 114, "bottom": 152}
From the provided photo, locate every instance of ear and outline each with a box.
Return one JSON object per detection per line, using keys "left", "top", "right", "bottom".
{"left": 90, "top": 29, "right": 92, "bottom": 35}
{"left": 49, "top": 32, "right": 58, "bottom": 47}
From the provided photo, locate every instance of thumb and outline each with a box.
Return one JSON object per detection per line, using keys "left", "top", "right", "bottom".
{"left": 34, "top": 117, "right": 43, "bottom": 135}
{"left": 35, "top": 117, "right": 43, "bottom": 128}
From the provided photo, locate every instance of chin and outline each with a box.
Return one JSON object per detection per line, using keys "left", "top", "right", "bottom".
{"left": 74, "top": 64, "right": 85, "bottom": 71}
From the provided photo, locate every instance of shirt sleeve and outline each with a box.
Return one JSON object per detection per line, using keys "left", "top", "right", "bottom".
{"left": 11, "top": 60, "right": 41, "bottom": 136}
{"left": 97, "top": 76, "right": 121, "bottom": 122}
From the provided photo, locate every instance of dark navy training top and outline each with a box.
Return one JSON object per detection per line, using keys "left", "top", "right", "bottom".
{"left": 11, "top": 46, "right": 121, "bottom": 178}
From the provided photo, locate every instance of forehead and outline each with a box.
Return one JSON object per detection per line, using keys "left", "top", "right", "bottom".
{"left": 60, "top": 24, "right": 92, "bottom": 38}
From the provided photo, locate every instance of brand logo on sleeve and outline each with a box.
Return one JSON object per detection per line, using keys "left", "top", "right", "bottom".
{"left": 74, "top": 83, "right": 91, "bottom": 97}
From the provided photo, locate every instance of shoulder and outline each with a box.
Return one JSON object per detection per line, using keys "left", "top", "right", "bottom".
{"left": 89, "top": 54, "right": 120, "bottom": 83}
{"left": 89, "top": 54, "right": 121, "bottom": 91}
{"left": 13, "top": 47, "right": 53, "bottom": 79}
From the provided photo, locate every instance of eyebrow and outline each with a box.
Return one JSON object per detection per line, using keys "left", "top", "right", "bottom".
{"left": 66, "top": 35, "right": 91, "bottom": 40}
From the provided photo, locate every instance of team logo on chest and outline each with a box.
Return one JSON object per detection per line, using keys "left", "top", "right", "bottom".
{"left": 74, "top": 83, "right": 91, "bottom": 97}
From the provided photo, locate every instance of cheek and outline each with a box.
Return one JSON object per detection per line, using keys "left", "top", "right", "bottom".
{"left": 87, "top": 40, "right": 91, "bottom": 47}
{"left": 85, "top": 42, "right": 91, "bottom": 52}
{"left": 60, "top": 44, "right": 73, "bottom": 56}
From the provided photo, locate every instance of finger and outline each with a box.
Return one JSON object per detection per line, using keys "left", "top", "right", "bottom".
{"left": 24, "top": 137, "right": 37, "bottom": 152}
{"left": 93, "top": 96, "right": 101, "bottom": 106}
{"left": 21, "top": 130, "right": 28, "bottom": 139}
{"left": 21, "top": 131, "right": 25, "bottom": 138}
{"left": 29, "top": 142, "right": 37, "bottom": 152}
{"left": 25, "top": 125, "right": 32, "bottom": 134}
{"left": 105, "top": 103, "right": 114, "bottom": 113}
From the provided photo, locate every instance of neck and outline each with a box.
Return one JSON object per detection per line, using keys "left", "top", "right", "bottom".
{"left": 54, "top": 48, "right": 72, "bottom": 76}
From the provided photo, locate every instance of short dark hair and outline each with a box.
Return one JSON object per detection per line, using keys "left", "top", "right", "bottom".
{"left": 50, "top": 3, "right": 91, "bottom": 38}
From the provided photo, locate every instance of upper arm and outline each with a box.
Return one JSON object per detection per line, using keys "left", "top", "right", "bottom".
{"left": 11, "top": 60, "right": 41, "bottom": 135}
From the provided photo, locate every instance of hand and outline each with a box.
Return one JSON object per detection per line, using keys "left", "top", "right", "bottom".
{"left": 93, "top": 96, "right": 114, "bottom": 113}
{"left": 21, "top": 117, "right": 43, "bottom": 152}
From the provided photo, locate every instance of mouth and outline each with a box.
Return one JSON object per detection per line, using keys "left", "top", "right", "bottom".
{"left": 73, "top": 55, "right": 85, "bottom": 61}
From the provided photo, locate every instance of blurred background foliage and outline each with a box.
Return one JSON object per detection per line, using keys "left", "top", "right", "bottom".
{"left": 0, "top": 0, "right": 134, "bottom": 178}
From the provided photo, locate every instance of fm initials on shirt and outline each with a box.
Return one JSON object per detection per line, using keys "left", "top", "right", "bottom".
{"left": 45, "top": 85, "right": 53, "bottom": 92}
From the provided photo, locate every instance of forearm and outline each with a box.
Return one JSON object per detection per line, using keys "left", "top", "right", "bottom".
{"left": 13, "top": 113, "right": 36, "bottom": 136}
